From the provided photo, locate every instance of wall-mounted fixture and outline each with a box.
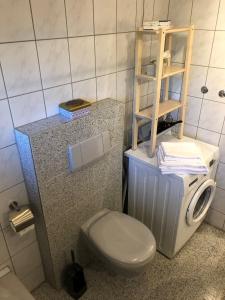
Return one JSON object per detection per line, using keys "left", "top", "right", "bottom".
{"left": 219, "top": 90, "right": 225, "bottom": 98}
{"left": 8, "top": 201, "right": 35, "bottom": 235}
{"left": 201, "top": 86, "right": 208, "bottom": 94}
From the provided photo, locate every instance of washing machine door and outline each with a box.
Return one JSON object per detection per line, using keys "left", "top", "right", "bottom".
{"left": 186, "top": 179, "right": 216, "bottom": 226}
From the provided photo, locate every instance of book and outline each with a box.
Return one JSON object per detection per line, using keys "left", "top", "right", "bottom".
{"left": 59, "top": 99, "right": 91, "bottom": 112}
{"left": 59, "top": 99, "right": 91, "bottom": 120}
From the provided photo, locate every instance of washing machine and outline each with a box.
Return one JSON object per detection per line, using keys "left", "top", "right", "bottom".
{"left": 125, "top": 134, "right": 219, "bottom": 258}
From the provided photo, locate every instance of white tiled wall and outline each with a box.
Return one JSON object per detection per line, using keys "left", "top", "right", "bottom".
{"left": 1, "top": 0, "right": 224, "bottom": 289}
{"left": 149, "top": 0, "right": 225, "bottom": 230}
{"left": 0, "top": 0, "right": 147, "bottom": 290}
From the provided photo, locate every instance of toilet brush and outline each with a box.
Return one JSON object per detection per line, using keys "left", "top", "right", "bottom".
{"left": 63, "top": 250, "right": 87, "bottom": 299}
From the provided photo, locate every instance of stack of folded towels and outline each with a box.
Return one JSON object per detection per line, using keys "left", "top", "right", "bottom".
{"left": 157, "top": 142, "right": 208, "bottom": 175}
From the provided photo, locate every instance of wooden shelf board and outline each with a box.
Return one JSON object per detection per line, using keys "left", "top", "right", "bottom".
{"left": 136, "top": 74, "right": 156, "bottom": 81}
{"left": 135, "top": 100, "right": 181, "bottom": 120}
{"left": 138, "top": 26, "right": 192, "bottom": 34}
{"left": 137, "top": 65, "right": 185, "bottom": 82}
{"left": 162, "top": 65, "right": 185, "bottom": 78}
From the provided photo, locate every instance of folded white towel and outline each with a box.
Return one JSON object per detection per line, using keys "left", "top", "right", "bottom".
{"left": 158, "top": 146, "right": 204, "bottom": 167}
{"left": 161, "top": 142, "right": 202, "bottom": 160}
{"left": 157, "top": 142, "right": 209, "bottom": 175}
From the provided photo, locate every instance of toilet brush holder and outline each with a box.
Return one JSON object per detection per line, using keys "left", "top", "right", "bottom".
{"left": 63, "top": 250, "right": 87, "bottom": 299}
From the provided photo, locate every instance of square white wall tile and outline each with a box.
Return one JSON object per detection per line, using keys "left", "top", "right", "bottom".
{"left": 196, "top": 128, "right": 220, "bottom": 146}
{"left": 188, "top": 65, "right": 207, "bottom": 98}
{"left": 95, "top": 34, "right": 116, "bottom": 76}
{"left": 117, "top": 33, "right": 135, "bottom": 72}
{"left": 169, "top": 67, "right": 183, "bottom": 94}
{"left": 70, "top": 36, "right": 95, "bottom": 81}
{"left": 0, "top": 229, "right": 9, "bottom": 265}
{"left": 140, "top": 95, "right": 148, "bottom": 110}
{"left": 191, "top": 0, "right": 220, "bottom": 30}
{"left": 0, "top": 42, "right": 42, "bottom": 97}
{"left": 117, "top": 0, "right": 136, "bottom": 32}
{"left": 171, "top": 33, "right": 187, "bottom": 64}
{"left": 44, "top": 84, "right": 73, "bottom": 117}
{"left": 0, "top": 145, "right": 23, "bottom": 193}
{"left": 37, "top": 39, "right": 71, "bottom": 89}
{"left": 124, "top": 101, "right": 133, "bottom": 130}
{"left": 206, "top": 208, "right": 225, "bottom": 230}
{"left": 0, "top": 69, "right": 7, "bottom": 100}
{"left": 205, "top": 68, "right": 225, "bottom": 103}
{"left": 9, "top": 91, "right": 46, "bottom": 127}
{"left": 210, "top": 31, "right": 225, "bottom": 69}
{"left": 97, "top": 74, "right": 116, "bottom": 100}
{"left": 217, "top": 0, "right": 225, "bottom": 30}
{"left": 72, "top": 78, "right": 97, "bottom": 101}
{"left": 94, "top": 0, "right": 116, "bottom": 34}
{"left": 136, "top": 0, "right": 144, "bottom": 28}
{"left": 219, "top": 135, "right": 225, "bottom": 163}
{"left": 211, "top": 187, "right": 225, "bottom": 215}
{"left": 141, "top": 34, "right": 152, "bottom": 64}
{"left": 199, "top": 100, "right": 225, "bottom": 133}
{"left": 216, "top": 163, "right": 225, "bottom": 190}
{"left": 117, "top": 70, "right": 134, "bottom": 103}
{"left": 0, "top": 0, "right": 34, "bottom": 43}
{"left": 4, "top": 226, "right": 36, "bottom": 257}
{"left": 0, "top": 182, "right": 28, "bottom": 229}
{"left": 21, "top": 265, "right": 45, "bottom": 292}
{"left": 185, "top": 97, "right": 202, "bottom": 126}
{"left": 184, "top": 124, "right": 197, "bottom": 138}
{"left": 168, "top": 0, "right": 192, "bottom": 27}
{"left": 66, "top": 0, "right": 94, "bottom": 37}
{"left": 143, "top": 0, "right": 154, "bottom": 21}
{"left": 0, "top": 100, "right": 15, "bottom": 149}
{"left": 192, "top": 30, "right": 214, "bottom": 66}
{"left": 31, "top": 0, "right": 67, "bottom": 39}
{"left": 153, "top": 0, "right": 169, "bottom": 20}
{"left": 12, "top": 241, "right": 42, "bottom": 280}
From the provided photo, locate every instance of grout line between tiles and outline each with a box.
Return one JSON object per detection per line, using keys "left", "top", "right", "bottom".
{"left": 28, "top": 0, "right": 47, "bottom": 118}
{"left": 63, "top": 0, "right": 74, "bottom": 99}
{"left": 115, "top": 0, "right": 118, "bottom": 101}
{"left": 92, "top": 0, "right": 98, "bottom": 101}
{"left": 1, "top": 225, "right": 16, "bottom": 274}
{"left": 196, "top": 0, "right": 222, "bottom": 139}
{"left": 0, "top": 180, "right": 25, "bottom": 195}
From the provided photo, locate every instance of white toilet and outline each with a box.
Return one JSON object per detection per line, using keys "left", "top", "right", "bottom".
{"left": 0, "top": 266, "right": 34, "bottom": 300}
{"left": 81, "top": 209, "right": 156, "bottom": 276}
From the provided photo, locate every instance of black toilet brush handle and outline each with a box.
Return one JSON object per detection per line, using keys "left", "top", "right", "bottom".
{"left": 71, "top": 250, "right": 75, "bottom": 264}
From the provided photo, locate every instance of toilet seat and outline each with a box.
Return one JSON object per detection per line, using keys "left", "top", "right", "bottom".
{"left": 87, "top": 210, "right": 156, "bottom": 267}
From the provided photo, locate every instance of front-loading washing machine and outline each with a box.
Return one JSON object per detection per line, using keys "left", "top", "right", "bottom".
{"left": 125, "top": 134, "right": 219, "bottom": 258}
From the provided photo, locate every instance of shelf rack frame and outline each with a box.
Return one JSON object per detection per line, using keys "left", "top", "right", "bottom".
{"left": 132, "top": 25, "right": 194, "bottom": 157}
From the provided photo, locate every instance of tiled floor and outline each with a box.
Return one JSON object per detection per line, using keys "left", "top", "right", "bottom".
{"left": 33, "top": 223, "right": 225, "bottom": 300}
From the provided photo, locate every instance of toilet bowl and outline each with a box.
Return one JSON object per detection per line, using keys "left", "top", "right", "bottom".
{"left": 81, "top": 209, "right": 156, "bottom": 276}
{"left": 0, "top": 266, "right": 34, "bottom": 300}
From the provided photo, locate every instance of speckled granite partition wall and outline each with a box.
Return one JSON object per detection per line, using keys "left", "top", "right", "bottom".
{"left": 15, "top": 99, "right": 124, "bottom": 289}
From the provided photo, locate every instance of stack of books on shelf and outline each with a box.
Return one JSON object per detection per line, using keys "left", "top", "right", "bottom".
{"left": 143, "top": 20, "right": 171, "bottom": 30}
{"left": 59, "top": 99, "right": 92, "bottom": 120}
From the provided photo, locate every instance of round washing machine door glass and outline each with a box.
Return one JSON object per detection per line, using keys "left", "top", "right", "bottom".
{"left": 186, "top": 179, "right": 216, "bottom": 226}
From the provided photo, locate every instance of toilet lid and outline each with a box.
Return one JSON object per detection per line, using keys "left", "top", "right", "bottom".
{"left": 88, "top": 211, "right": 156, "bottom": 264}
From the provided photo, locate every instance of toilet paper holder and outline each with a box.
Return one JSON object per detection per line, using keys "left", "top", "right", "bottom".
{"left": 8, "top": 201, "right": 34, "bottom": 233}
